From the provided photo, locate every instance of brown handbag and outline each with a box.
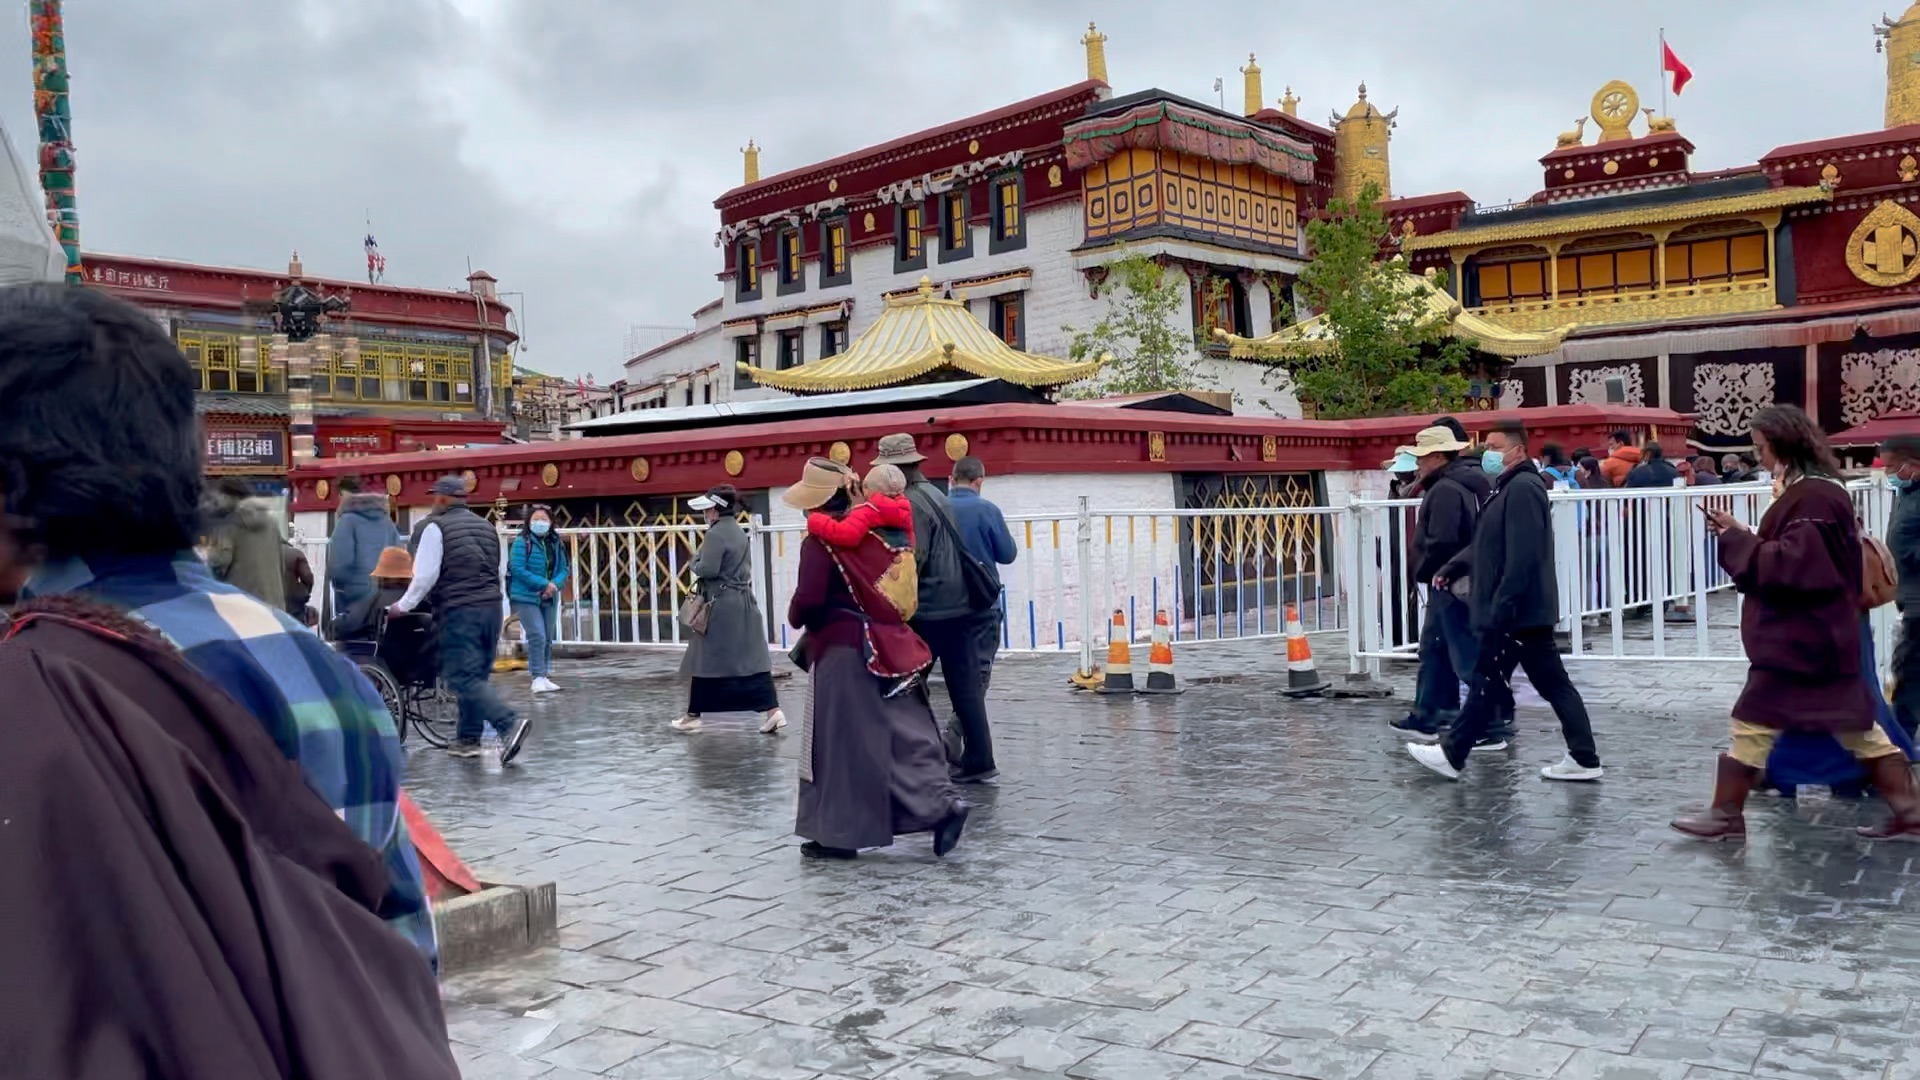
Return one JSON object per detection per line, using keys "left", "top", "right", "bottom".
{"left": 678, "top": 593, "right": 711, "bottom": 634}
{"left": 1863, "top": 535, "right": 1899, "bottom": 611}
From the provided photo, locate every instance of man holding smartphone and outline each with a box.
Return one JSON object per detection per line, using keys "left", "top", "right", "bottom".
{"left": 1405, "top": 421, "right": 1604, "bottom": 782}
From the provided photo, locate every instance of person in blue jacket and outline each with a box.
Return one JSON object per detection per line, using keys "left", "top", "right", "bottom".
{"left": 508, "top": 505, "right": 569, "bottom": 694}
{"left": 947, "top": 456, "right": 1017, "bottom": 688}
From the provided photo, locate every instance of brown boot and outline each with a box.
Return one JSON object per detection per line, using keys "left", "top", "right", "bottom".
{"left": 1858, "top": 755, "right": 1920, "bottom": 840}
{"left": 1671, "top": 754, "right": 1757, "bottom": 841}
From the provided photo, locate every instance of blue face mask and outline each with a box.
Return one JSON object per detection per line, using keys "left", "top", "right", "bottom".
{"left": 1481, "top": 449, "right": 1505, "bottom": 475}
{"left": 530, "top": 521, "right": 551, "bottom": 537}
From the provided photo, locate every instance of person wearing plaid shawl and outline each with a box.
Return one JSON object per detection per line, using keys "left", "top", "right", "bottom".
{"left": 0, "top": 285, "right": 435, "bottom": 967}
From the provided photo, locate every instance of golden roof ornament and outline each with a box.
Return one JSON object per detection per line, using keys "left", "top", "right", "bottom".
{"left": 1081, "top": 22, "right": 1109, "bottom": 84}
{"left": 1241, "top": 53, "right": 1263, "bottom": 117}
{"left": 742, "top": 140, "right": 760, "bottom": 184}
{"left": 1880, "top": 4, "right": 1920, "bottom": 127}
{"left": 1279, "top": 86, "right": 1299, "bottom": 117}
{"left": 1590, "top": 80, "right": 1640, "bottom": 143}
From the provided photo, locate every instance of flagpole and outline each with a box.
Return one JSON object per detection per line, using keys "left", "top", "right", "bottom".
{"left": 1660, "top": 27, "right": 1667, "bottom": 117}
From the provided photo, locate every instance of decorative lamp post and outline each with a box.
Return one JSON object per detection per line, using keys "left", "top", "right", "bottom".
{"left": 29, "top": 1, "right": 80, "bottom": 281}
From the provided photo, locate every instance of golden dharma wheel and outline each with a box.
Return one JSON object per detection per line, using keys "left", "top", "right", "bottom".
{"left": 315, "top": 478, "right": 330, "bottom": 502}
{"left": 630, "top": 457, "right": 651, "bottom": 482}
{"left": 540, "top": 463, "right": 559, "bottom": 487}
{"left": 944, "top": 433, "right": 970, "bottom": 460}
{"left": 724, "top": 450, "right": 745, "bottom": 477}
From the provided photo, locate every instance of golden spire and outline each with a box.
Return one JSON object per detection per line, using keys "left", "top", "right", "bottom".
{"left": 742, "top": 140, "right": 760, "bottom": 184}
{"left": 1241, "top": 54, "right": 1263, "bottom": 117}
{"left": 1881, "top": 4, "right": 1920, "bottom": 127}
{"left": 1081, "top": 22, "right": 1109, "bottom": 84}
{"left": 1332, "top": 82, "right": 1395, "bottom": 203}
{"left": 1280, "top": 86, "right": 1299, "bottom": 117}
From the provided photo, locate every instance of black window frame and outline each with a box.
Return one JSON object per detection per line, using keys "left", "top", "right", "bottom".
{"left": 894, "top": 202, "right": 928, "bottom": 274}
{"left": 819, "top": 320, "right": 849, "bottom": 358}
{"left": 734, "top": 239, "right": 761, "bottom": 301}
{"left": 776, "top": 328, "right": 804, "bottom": 370}
{"left": 990, "top": 293, "right": 1026, "bottom": 349}
{"left": 733, "top": 336, "right": 759, "bottom": 390}
{"left": 776, "top": 227, "right": 805, "bottom": 295}
{"left": 988, "top": 173, "right": 1027, "bottom": 255}
{"left": 938, "top": 188, "right": 972, "bottom": 264}
{"left": 819, "top": 216, "right": 853, "bottom": 288}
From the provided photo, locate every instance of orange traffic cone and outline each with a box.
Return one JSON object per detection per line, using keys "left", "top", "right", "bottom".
{"left": 400, "top": 791, "right": 484, "bottom": 902}
{"left": 1137, "top": 609, "right": 1183, "bottom": 694}
{"left": 1280, "top": 604, "right": 1330, "bottom": 698}
{"left": 1095, "top": 609, "right": 1135, "bottom": 693}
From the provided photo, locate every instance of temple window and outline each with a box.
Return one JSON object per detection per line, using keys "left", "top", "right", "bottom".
{"left": 991, "top": 294, "right": 1025, "bottom": 349}
{"left": 821, "top": 219, "right": 851, "bottom": 286}
{"left": 736, "top": 240, "right": 760, "bottom": 300}
{"left": 177, "top": 329, "right": 273, "bottom": 395}
{"left": 776, "top": 328, "right": 804, "bottom": 370}
{"left": 1554, "top": 237, "right": 1658, "bottom": 299}
{"left": 314, "top": 339, "right": 479, "bottom": 405}
{"left": 1476, "top": 253, "right": 1553, "bottom": 307}
{"left": 1664, "top": 225, "right": 1768, "bottom": 288}
{"left": 733, "top": 337, "right": 759, "bottom": 390}
{"left": 895, "top": 203, "right": 926, "bottom": 272}
{"left": 819, "top": 320, "right": 848, "bottom": 358}
{"left": 939, "top": 189, "right": 971, "bottom": 262}
{"left": 990, "top": 175, "right": 1027, "bottom": 255}
{"left": 778, "top": 228, "right": 803, "bottom": 292}
{"left": 1193, "top": 272, "right": 1250, "bottom": 343}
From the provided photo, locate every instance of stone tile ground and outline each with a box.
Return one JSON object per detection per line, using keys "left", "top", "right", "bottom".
{"left": 416, "top": 629, "right": 1920, "bottom": 1079}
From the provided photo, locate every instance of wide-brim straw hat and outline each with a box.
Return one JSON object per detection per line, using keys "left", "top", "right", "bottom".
{"left": 871, "top": 433, "right": 926, "bottom": 466}
{"left": 781, "top": 458, "right": 854, "bottom": 510}
{"left": 370, "top": 546, "right": 414, "bottom": 579}
{"left": 1395, "top": 425, "right": 1471, "bottom": 460}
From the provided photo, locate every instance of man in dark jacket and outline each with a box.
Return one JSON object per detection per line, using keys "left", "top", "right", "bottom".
{"left": 1407, "top": 421, "right": 1604, "bottom": 782}
{"left": 1392, "top": 426, "right": 1515, "bottom": 745}
{"left": 1626, "top": 442, "right": 1681, "bottom": 488}
{"left": 875, "top": 433, "right": 997, "bottom": 782}
{"left": 1884, "top": 436, "right": 1920, "bottom": 738}
{"left": 948, "top": 456, "right": 1017, "bottom": 689}
{"left": 395, "top": 476, "right": 530, "bottom": 763}
{"left": 328, "top": 476, "right": 401, "bottom": 623}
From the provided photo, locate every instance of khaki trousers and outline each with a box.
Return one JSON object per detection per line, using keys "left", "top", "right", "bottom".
{"left": 1729, "top": 719, "right": 1900, "bottom": 770}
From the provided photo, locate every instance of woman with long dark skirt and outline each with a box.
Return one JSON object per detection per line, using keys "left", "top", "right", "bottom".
{"left": 784, "top": 458, "right": 970, "bottom": 860}
{"left": 675, "top": 484, "right": 785, "bottom": 734}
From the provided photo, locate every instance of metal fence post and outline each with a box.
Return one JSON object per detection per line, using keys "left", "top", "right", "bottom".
{"left": 1075, "top": 495, "right": 1095, "bottom": 676}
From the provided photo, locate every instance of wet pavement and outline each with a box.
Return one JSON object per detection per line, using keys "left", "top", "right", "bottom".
{"left": 416, "top": 639, "right": 1920, "bottom": 1080}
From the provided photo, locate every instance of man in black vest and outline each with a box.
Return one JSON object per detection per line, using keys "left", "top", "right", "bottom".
{"left": 393, "top": 475, "right": 531, "bottom": 763}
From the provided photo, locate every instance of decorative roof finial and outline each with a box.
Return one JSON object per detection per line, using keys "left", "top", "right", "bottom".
{"left": 1357, "top": 82, "right": 1368, "bottom": 101}
{"left": 1240, "top": 54, "right": 1264, "bottom": 116}
{"left": 1280, "top": 86, "right": 1299, "bottom": 117}
{"left": 288, "top": 250, "right": 303, "bottom": 279}
{"left": 1081, "top": 22, "right": 1109, "bottom": 84}
{"left": 918, "top": 275, "right": 935, "bottom": 297}
{"left": 742, "top": 140, "right": 760, "bottom": 184}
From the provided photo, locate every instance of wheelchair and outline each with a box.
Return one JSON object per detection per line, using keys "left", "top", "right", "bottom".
{"left": 335, "top": 609, "right": 458, "bottom": 748}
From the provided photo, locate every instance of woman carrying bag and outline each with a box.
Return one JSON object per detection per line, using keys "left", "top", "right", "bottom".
{"left": 674, "top": 484, "right": 785, "bottom": 734}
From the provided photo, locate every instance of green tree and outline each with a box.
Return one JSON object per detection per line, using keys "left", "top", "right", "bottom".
{"left": 1278, "top": 182, "right": 1470, "bottom": 419}
{"left": 1065, "top": 253, "right": 1213, "bottom": 395}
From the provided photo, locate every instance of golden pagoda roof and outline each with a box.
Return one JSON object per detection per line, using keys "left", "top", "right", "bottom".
{"left": 1402, "top": 184, "right": 1831, "bottom": 253}
{"left": 1222, "top": 269, "right": 1575, "bottom": 360}
{"left": 742, "top": 278, "right": 1105, "bottom": 393}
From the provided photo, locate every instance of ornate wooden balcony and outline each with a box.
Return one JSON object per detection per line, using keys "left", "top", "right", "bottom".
{"left": 1467, "top": 278, "right": 1776, "bottom": 333}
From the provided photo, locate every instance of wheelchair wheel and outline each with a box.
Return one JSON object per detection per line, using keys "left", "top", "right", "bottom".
{"left": 358, "top": 660, "right": 413, "bottom": 743}
{"left": 406, "top": 682, "right": 459, "bottom": 749}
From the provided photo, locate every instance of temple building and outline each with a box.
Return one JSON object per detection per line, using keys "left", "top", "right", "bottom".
{"left": 86, "top": 251, "right": 517, "bottom": 485}
{"left": 635, "top": 25, "right": 1379, "bottom": 416}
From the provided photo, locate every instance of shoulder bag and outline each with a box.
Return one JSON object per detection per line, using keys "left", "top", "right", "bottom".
{"left": 678, "top": 592, "right": 711, "bottom": 634}
{"left": 928, "top": 495, "right": 1002, "bottom": 614}
{"left": 1863, "top": 534, "right": 1899, "bottom": 611}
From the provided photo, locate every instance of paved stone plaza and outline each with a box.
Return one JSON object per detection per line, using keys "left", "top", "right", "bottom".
{"left": 420, "top": 636, "right": 1920, "bottom": 1080}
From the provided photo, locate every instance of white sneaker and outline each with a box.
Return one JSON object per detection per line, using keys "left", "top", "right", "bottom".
{"left": 759, "top": 708, "right": 787, "bottom": 734}
{"left": 1407, "top": 742, "right": 1461, "bottom": 780}
{"left": 670, "top": 715, "right": 703, "bottom": 733}
{"left": 1541, "top": 755, "right": 1604, "bottom": 782}
{"left": 531, "top": 677, "right": 562, "bottom": 694}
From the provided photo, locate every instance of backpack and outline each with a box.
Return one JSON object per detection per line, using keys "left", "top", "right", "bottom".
{"left": 1863, "top": 535, "right": 1899, "bottom": 611}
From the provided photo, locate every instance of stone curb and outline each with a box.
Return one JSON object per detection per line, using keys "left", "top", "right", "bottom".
{"left": 434, "top": 880, "right": 558, "bottom": 976}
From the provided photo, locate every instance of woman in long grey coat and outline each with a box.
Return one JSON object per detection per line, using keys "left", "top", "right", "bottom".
{"left": 674, "top": 485, "right": 785, "bottom": 734}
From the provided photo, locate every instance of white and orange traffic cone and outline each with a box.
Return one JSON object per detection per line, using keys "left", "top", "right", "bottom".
{"left": 1137, "top": 609, "right": 1183, "bottom": 694}
{"left": 1095, "top": 609, "right": 1135, "bottom": 693}
{"left": 1280, "top": 604, "right": 1330, "bottom": 698}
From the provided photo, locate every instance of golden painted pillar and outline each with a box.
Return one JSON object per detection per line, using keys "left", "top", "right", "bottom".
{"left": 1652, "top": 229, "right": 1670, "bottom": 295}
{"left": 1547, "top": 242, "right": 1563, "bottom": 306}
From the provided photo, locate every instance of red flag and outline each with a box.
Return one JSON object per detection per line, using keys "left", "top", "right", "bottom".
{"left": 1662, "top": 41, "right": 1693, "bottom": 96}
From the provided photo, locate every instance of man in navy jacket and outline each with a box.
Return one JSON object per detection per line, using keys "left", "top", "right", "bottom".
{"left": 948, "top": 456, "right": 1016, "bottom": 687}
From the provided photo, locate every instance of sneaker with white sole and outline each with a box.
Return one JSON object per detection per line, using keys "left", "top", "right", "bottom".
{"left": 670, "top": 715, "right": 703, "bottom": 733}
{"left": 1541, "top": 754, "right": 1604, "bottom": 782}
{"left": 759, "top": 708, "right": 787, "bottom": 734}
{"left": 1407, "top": 742, "right": 1461, "bottom": 780}
{"left": 498, "top": 715, "right": 532, "bottom": 766}
{"left": 531, "top": 677, "right": 563, "bottom": 694}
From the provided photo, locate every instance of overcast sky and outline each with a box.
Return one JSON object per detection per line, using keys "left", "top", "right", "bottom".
{"left": 0, "top": 0, "right": 1886, "bottom": 378}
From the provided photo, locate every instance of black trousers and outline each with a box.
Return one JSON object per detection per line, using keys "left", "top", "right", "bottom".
{"left": 974, "top": 608, "right": 1003, "bottom": 692}
{"left": 1441, "top": 628, "right": 1600, "bottom": 771}
{"left": 914, "top": 613, "right": 996, "bottom": 775}
{"left": 1893, "top": 616, "right": 1920, "bottom": 741}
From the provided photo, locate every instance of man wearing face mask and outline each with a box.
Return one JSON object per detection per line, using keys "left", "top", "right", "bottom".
{"left": 1408, "top": 421, "right": 1604, "bottom": 782}
{"left": 1883, "top": 436, "right": 1920, "bottom": 738}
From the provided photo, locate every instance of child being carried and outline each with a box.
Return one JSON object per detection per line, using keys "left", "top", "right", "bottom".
{"left": 806, "top": 464, "right": 926, "bottom": 698}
